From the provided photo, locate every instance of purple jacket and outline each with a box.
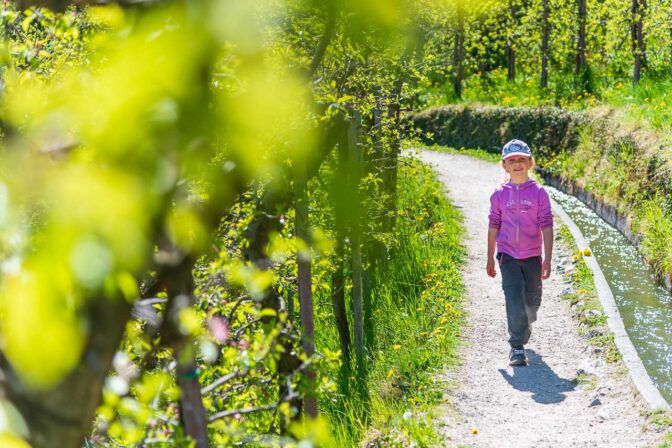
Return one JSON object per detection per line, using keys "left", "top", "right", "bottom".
{"left": 488, "top": 179, "right": 553, "bottom": 259}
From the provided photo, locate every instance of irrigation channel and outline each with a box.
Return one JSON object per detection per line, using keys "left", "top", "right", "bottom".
{"left": 547, "top": 186, "right": 672, "bottom": 403}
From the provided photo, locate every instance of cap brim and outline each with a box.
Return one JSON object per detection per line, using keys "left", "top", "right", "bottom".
{"left": 502, "top": 152, "right": 532, "bottom": 160}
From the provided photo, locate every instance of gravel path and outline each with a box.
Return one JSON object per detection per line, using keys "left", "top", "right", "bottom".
{"left": 417, "top": 150, "right": 667, "bottom": 448}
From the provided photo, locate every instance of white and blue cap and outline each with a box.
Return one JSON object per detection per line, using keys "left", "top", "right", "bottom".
{"left": 502, "top": 139, "right": 532, "bottom": 160}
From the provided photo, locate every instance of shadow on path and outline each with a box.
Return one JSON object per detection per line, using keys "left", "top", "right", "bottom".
{"left": 498, "top": 349, "right": 576, "bottom": 404}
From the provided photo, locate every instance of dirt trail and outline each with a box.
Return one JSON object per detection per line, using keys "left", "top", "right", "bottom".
{"left": 418, "top": 150, "right": 666, "bottom": 448}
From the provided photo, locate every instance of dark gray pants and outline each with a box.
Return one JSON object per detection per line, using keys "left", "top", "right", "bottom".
{"left": 499, "top": 253, "right": 542, "bottom": 347}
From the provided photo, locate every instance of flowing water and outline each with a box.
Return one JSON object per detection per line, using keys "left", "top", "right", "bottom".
{"left": 547, "top": 187, "right": 672, "bottom": 404}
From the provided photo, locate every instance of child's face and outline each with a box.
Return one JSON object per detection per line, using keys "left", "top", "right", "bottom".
{"left": 503, "top": 156, "right": 533, "bottom": 181}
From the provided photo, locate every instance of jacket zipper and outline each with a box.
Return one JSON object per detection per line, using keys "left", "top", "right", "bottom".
{"left": 515, "top": 184, "right": 520, "bottom": 258}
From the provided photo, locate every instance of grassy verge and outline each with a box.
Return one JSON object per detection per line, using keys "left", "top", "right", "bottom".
{"left": 419, "top": 145, "right": 500, "bottom": 163}
{"left": 640, "top": 409, "right": 672, "bottom": 447}
{"left": 556, "top": 224, "right": 621, "bottom": 364}
{"left": 319, "top": 157, "right": 466, "bottom": 446}
{"left": 661, "top": 421, "right": 672, "bottom": 447}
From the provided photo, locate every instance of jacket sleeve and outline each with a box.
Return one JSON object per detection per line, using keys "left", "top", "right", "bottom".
{"left": 488, "top": 190, "right": 501, "bottom": 229}
{"left": 538, "top": 188, "right": 553, "bottom": 229}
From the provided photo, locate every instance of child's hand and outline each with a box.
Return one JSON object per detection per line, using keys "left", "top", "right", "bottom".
{"left": 542, "top": 258, "right": 552, "bottom": 279}
{"left": 486, "top": 258, "right": 497, "bottom": 277}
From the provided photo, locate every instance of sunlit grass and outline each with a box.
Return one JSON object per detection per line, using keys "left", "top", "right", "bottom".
{"left": 661, "top": 430, "right": 672, "bottom": 447}
{"left": 420, "top": 144, "right": 500, "bottom": 163}
{"left": 317, "top": 157, "right": 465, "bottom": 446}
{"left": 556, "top": 225, "right": 621, "bottom": 363}
{"left": 421, "top": 68, "right": 672, "bottom": 133}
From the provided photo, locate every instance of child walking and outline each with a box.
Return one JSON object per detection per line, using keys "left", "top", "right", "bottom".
{"left": 486, "top": 139, "right": 554, "bottom": 366}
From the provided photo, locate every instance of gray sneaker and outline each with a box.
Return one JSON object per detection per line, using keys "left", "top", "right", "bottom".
{"left": 509, "top": 347, "right": 527, "bottom": 366}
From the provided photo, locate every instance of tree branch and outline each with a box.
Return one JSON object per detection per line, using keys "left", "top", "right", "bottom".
{"left": 308, "top": 3, "right": 337, "bottom": 76}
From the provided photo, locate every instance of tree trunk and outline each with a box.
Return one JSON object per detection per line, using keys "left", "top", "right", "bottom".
{"left": 331, "top": 236, "right": 351, "bottom": 364}
{"left": 384, "top": 31, "right": 417, "bottom": 234}
{"left": 508, "top": 46, "right": 516, "bottom": 82}
{"left": 295, "top": 160, "right": 317, "bottom": 418}
{"left": 243, "top": 189, "right": 302, "bottom": 427}
{"left": 175, "top": 349, "right": 209, "bottom": 448}
{"left": 331, "top": 134, "right": 352, "bottom": 367}
{"left": 371, "top": 108, "right": 385, "bottom": 252}
{"left": 540, "top": 0, "right": 550, "bottom": 88}
{"left": 348, "top": 110, "right": 366, "bottom": 382}
{"left": 632, "top": 0, "right": 646, "bottom": 83}
{"left": 0, "top": 298, "right": 130, "bottom": 448}
{"left": 242, "top": 118, "right": 346, "bottom": 425}
{"left": 669, "top": 13, "right": 672, "bottom": 76}
{"left": 362, "top": 262, "right": 373, "bottom": 349}
{"left": 452, "top": 5, "right": 465, "bottom": 98}
{"left": 152, "top": 253, "right": 209, "bottom": 448}
{"left": 383, "top": 106, "right": 401, "bottom": 233}
{"left": 575, "top": 0, "right": 587, "bottom": 78}
{"left": 286, "top": 290, "right": 295, "bottom": 322}
{"left": 362, "top": 107, "right": 387, "bottom": 349}
{"left": 408, "top": 32, "right": 427, "bottom": 111}
{"left": 507, "top": 0, "right": 516, "bottom": 82}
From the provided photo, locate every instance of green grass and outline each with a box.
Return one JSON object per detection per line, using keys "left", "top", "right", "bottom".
{"left": 575, "top": 372, "right": 598, "bottom": 391}
{"left": 640, "top": 408, "right": 672, "bottom": 447}
{"left": 420, "top": 144, "right": 500, "bottom": 163}
{"left": 601, "top": 78, "right": 672, "bottom": 132}
{"left": 556, "top": 225, "right": 621, "bottom": 363}
{"left": 661, "top": 431, "right": 672, "bottom": 447}
{"left": 633, "top": 198, "right": 672, "bottom": 280}
{"left": 420, "top": 68, "right": 672, "bottom": 133}
{"left": 318, "top": 157, "right": 466, "bottom": 446}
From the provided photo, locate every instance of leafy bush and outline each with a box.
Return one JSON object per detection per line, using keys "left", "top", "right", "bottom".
{"left": 408, "top": 105, "right": 585, "bottom": 161}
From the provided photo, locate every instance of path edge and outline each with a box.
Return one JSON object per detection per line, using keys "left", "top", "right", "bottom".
{"left": 550, "top": 197, "right": 671, "bottom": 411}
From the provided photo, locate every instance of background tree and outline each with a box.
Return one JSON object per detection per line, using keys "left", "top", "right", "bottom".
{"left": 632, "top": 0, "right": 647, "bottom": 82}
{"left": 576, "top": 0, "right": 588, "bottom": 87}
{"left": 541, "top": 0, "right": 551, "bottom": 88}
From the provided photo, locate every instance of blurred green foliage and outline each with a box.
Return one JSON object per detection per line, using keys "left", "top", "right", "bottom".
{"left": 321, "top": 158, "right": 464, "bottom": 446}
{"left": 0, "top": 0, "right": 470, "bottom": 446}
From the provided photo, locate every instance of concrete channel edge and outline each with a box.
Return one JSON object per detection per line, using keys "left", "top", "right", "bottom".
{"left": 550, "top": 197, "right": 671, "bottom": 411}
